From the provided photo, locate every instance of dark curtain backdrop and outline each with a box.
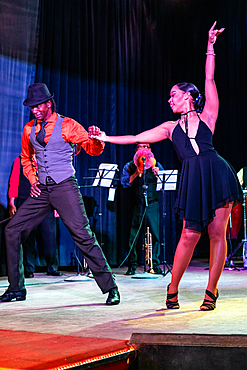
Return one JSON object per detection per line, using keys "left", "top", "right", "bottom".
{"left": 0, "top": 0, "right": 39, "bottom": 274}
{"left": 0, "top": 0, "right": 39, "bottom": 203}
{"left": 0, "top": 0, "right": 246, "bottom": 268}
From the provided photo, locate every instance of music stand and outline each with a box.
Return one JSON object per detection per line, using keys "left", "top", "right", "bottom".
{"left": 156, "top": 170, "right": 178, "bottom": 276}
{"left": 92, "top": 163, "right": 118, "bottom": 248}
{"left": 243, "top": 190, "right": 247, "bottom": 269}
{"left": 224, "top": 213, "right": 240, "bottom": 271}
{"left": 225, "top": 189, "right": 247, "bottom": 270}
{"left": 64, "top": 252, "right": 93, "bottom": 282}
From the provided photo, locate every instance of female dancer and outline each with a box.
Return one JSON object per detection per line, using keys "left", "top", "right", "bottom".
{"left": 89, "top": 22, "right": 242, "bottom": 310}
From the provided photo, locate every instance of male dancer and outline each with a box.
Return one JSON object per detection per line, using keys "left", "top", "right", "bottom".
{"left": 1, "top": 83, "right": 120, "bottom": 305}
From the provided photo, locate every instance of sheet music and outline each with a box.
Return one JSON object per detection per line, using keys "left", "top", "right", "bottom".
{"left": 92, "top": 163, "right": 118, "bottom": 188}
{"left": 156, "top": 170, "right": 178, "bottom": 191}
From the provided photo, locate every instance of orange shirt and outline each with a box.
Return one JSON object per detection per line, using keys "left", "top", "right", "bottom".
{"left": 21, "top": 112, "right": 105, "bottom": 185}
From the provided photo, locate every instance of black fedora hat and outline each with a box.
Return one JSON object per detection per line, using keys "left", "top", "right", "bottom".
{"left": 23, "top": 83, "right": 54, "bottom": 107}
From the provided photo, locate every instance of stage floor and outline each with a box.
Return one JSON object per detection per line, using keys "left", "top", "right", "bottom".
{"left": 0, "top": 259, "right": 246, "bottom": 368}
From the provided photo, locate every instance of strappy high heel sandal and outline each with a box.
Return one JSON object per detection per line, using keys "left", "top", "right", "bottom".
{"left": 166, "top": 283, "right": 180, "bottom": 309}
{"left": 200, "top": 289, "right": 219, "bottom": 311}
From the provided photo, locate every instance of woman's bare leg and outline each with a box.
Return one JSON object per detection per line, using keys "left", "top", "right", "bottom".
{"left": 202, "top": 203, "right": 232, "bottom": 304}
{"left": 168, "top": 222, "right": 201, "bottom": 298}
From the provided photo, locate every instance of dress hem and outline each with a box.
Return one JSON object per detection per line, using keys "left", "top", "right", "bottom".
{"left": 175, "top": 192, "right": 243, "bottom": 233}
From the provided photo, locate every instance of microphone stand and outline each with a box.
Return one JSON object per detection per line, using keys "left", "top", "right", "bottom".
{"left": 132, "top": 157, "right": 158, "bottom": 280}
{"left": 156, "top": 171, "right": 172, "bottom": 276}
{"left": 142, "top": 157, "right": 148, "bottom": 274}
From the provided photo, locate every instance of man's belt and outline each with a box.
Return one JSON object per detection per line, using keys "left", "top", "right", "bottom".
{"left": 46, "top": 176, "right": 56, "bottom": 185}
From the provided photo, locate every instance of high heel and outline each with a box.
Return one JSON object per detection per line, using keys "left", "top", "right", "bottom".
{"left": 200, "top": 289, "right": 219, "bottom": 311}
{"left": 166, "top": 283, "right": 180, "bottom": 309}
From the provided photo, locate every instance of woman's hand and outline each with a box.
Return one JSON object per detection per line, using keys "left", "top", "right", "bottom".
{"left": 208, "top": 21, "right": 224, "bottom": 45}
{"left": 88, "top": 125, "right": 101, "bottom": 138}
{"left": 202, "top": 21, "right": 225, "bottom": 133}
{"left": 88, "top": 126, "right": 107, "bottom": 141}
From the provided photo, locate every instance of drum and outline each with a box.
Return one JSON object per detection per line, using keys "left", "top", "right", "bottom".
{"left": 226, "top": 202, "right": 243, "bottom": 239}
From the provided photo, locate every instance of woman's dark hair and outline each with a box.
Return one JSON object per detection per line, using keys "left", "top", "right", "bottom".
{"left": 176, "top": 82, "right": 205, "bottom": 113}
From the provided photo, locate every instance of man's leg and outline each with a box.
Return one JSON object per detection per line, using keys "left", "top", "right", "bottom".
{"left": 22, "top": 230, "right": 37, "bottom": 277}
{"left": 16, "top": 199, "right": 37, "bottom": 277}
{"left": 50, "top": 177, "right": 118, "bottom": 295}
{"left": 4, "top": 192, "right": 52, "bottom": 292}
{"left": 37, "top": 213, "right": 60, "bottom": 275}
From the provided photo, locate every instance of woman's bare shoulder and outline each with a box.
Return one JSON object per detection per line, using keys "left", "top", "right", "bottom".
{"left": 159, "top": 119, "right": 179, "bottom": 140}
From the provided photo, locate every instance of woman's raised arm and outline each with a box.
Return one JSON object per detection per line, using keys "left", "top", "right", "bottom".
{"left": 201, "top": 21, "right": 224, "bottom": 132}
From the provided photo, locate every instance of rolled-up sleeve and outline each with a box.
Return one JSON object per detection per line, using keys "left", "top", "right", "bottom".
{"left": 21, "top": 122, "right": 37, "bottom": 185}
{"left": 62, "top": 117, "right": 105, "bottom": 156}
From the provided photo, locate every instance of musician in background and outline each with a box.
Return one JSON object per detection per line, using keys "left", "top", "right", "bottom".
{"left": 121, "top": 143, "right": 164, "bottom": 275}
{"left": 237, "top": 167, "right": 247, "bottom": 190}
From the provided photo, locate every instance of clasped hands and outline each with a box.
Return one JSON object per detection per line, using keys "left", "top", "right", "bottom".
{"left": 88, "top": 125, "right": 106, "bottom": 141}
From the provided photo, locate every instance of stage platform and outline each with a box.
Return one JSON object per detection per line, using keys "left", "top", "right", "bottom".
{"left": 0, "top": 259, "right": 246, "bottom": 369}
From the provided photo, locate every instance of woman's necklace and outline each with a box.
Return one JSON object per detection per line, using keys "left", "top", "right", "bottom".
{"left": 180, "top": 110, "right": 197, "bottom": 148}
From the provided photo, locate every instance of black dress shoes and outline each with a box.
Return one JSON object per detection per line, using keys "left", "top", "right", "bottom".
{"left": 25, "top": 272, "right": 34, "bottom": 278}
{"left": 47, "top": 270, "right": 62, "bottom": 276}
{"left": 0, "top": 288, "right": 26, "bottom": 302}
{"left": 106, "top": 287, "right": 120, "bottom": 305}
{"left": 125, "top": 267, "right": 136, "bottom": 275}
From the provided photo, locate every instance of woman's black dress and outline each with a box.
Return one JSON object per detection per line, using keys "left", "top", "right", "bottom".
{"left": 172, "top": 119, "right": 243, "bottom": 233}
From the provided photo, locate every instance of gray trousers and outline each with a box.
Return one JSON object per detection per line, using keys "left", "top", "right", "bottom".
{"left": 5, "top": 176, "right": 116, "bottom": 293}
{"left": 17, "top": 197, "right": 58, "bottom": 274}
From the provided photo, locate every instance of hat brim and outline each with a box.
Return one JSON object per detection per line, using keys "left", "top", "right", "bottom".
{"left": 23, "top": 93, "right": 54, "bottom": 107}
